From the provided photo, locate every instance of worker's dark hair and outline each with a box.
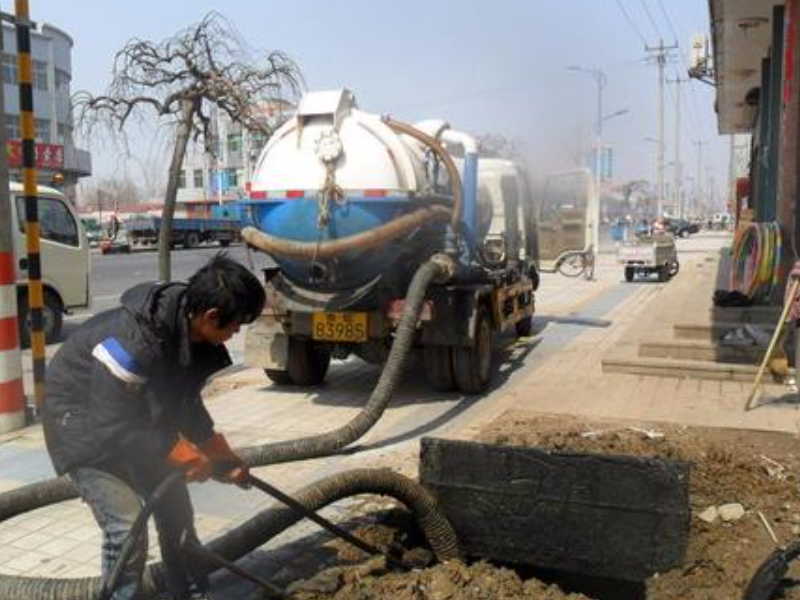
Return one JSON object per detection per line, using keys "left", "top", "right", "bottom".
{"left": 186, "top": 253, "right": 265, "bottom": 327}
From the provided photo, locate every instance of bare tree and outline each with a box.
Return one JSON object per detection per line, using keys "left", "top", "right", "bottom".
{"left": 75, "top": 12, "right": 302, "bottom": 280}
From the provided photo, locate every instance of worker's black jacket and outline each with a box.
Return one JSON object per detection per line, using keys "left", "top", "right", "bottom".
{"left": 42, "top": 282, "right": 232, "bottom": 476}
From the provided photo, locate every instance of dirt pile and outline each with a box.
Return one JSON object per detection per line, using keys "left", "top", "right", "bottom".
{"left": 477, "top": 411, "right": 800, "bottom": 599}
{"left": 289, "top": 556, "right": 592, "bottom": 600}
{"left": 285, "top": 411, "right": 800, "bottom": 599}
{"left": 286, "top": 507, "right": 591, "bottom": 600}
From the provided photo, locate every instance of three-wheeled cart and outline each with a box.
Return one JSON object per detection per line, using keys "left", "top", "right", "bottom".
{"left": 618, "top": 233, "right": 679, "bottom": 282}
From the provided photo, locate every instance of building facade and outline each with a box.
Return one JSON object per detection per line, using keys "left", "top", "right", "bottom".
{"left": 176, "top": 101, "right": 291, "bottom": 217}
{"left": 1, "top": 22, "right": 91, "bottom": 204}
{"left": 706, "top": 0, "right": 800, "bottom": 294}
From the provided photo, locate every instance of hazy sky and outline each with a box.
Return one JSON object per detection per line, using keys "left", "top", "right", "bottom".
{"left": 25, "top": 0, "right": 728, "bottom": 200}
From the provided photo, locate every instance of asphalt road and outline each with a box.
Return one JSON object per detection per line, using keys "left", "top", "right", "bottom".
{"left": 87, "top": 244, "right": 257, "bottom": 315}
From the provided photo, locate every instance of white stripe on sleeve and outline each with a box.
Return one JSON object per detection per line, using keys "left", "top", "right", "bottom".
{"left": 92, "top": 343, "right": 148, "bottom": 385}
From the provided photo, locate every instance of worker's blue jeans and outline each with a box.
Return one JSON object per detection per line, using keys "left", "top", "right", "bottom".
{"left": 70, "top": 466, "right": 208, "bottom": 600}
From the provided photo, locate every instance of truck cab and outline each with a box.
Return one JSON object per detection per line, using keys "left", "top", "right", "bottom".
{"left": 9, "top": 182, "right": 90, "bottom": 345}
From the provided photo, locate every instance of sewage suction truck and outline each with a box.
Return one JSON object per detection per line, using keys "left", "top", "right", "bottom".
{"left": 242, "top": 89, "right": 538, "bottom": 394}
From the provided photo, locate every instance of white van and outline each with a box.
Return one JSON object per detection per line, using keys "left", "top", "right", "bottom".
{"left": 10, "top": 182, "right": 90, "bottom": 344}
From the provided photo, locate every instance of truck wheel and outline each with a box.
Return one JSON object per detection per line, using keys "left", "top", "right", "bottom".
{"left": 264, "top": 369, "right": 294, "bottom": 385}
{"left": 184, "top": 233, "right": 199, "bottom": 249}
{"left": 17, "top": 290, "right": 63, "bottom": 347}
{"left": 624, "top": 267, "right": 635, "bottom": 282}
{"left": 515, "top": 315, "right": 533, "bottom": 337}
{"left": 287, "top": 338, "right": 330, "bottom": 386}
{"left": 668, "top": 260, "right": 680, "bottom": 278}
{"left": 453, "top": 309, "right": 494, "bottom": 394}
{"left": 423, "top": 345, "right": 456, "bottom": 392}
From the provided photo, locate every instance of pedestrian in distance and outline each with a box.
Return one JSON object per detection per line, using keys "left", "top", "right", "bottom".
{"left": 42, "top": 253, "right": 266, "bottom": 600}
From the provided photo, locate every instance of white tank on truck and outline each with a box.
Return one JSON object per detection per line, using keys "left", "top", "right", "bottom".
{"left": 242, "top": 89, "right": 538, "bottom": 393}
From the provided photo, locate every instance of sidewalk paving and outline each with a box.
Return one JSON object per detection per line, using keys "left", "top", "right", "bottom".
{"left": 1, "top": 231, "right": 773, "bottom": 597}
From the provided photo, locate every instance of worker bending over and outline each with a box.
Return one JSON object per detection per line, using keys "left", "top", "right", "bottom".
{"left": 42, "top": 253, "right": 265, "bottom": 600}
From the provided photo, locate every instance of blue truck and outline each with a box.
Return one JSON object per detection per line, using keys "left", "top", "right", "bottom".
{"left": 125, "top": 214, "right": 241, "bottom": 249}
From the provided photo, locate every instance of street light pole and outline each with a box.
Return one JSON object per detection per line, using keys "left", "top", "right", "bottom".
{"left": 567, "top": 65, "right": 607, "bottom": 265}
{"left": 667, "top": 77, "right": 685, "bottom": 217}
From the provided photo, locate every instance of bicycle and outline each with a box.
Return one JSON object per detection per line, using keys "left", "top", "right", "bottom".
{"left": 541, "top": 246, "right": 595, "bottom": 280}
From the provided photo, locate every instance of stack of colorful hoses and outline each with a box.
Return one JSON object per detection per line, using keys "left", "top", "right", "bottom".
{"left": 730, "top": 221, "right": 782, "bottom": 302}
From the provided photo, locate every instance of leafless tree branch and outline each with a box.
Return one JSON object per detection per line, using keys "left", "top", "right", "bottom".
{"left": 74, "top": 11, "right": 304, "bottom": 280}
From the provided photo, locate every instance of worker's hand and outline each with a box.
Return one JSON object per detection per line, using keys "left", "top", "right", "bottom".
{"left": 166, "top": 438, "right": 213, "bottom": 482}
{"left": 200, "top": 433, "right": 250, "bottom": 487}
{"left": 790, "top": 261, "right": 800, "bottom": 280}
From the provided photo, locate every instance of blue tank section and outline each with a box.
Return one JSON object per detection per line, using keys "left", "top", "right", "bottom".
{"left": 251, "top": 197, "right": 442, "bottom": 291}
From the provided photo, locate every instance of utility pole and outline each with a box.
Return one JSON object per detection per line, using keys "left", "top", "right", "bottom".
{"left": 667, "top": 77, "right": 685, "bottom": 217}
{"left": 566, "top": 65, "right": 606, "bottom": 266}
{"left": 694, "top": 140, "right": 706, "bottom": 216}
{"left": 646, "top": 40, "right": 678, "bottom": 218}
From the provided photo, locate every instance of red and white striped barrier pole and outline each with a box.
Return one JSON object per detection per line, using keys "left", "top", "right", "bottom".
{"left": 0, "top": 10, "right": 24, "bottom": 433}
{"left": 0, "top": 252, "right": 24, "bottom": 433}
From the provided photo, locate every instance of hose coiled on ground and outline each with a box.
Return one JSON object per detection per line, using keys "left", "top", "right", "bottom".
{"left": 730, "top": 221, "right": 782, "bottom": 303}
{"left": 0, "top": 468, "right": 459, "bottom": 599}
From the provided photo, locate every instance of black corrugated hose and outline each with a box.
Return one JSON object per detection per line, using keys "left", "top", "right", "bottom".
{"left": 237, "top": 257, "right": 448, "bottom": 466}
{"left": 0, "top": 469, "right": 459, "bottom": 599}
{"left": 0, "top": 259, "right": 458, "bottom": 599}
{"left": 742, "top": 540, "right": 800, "bottom": 600}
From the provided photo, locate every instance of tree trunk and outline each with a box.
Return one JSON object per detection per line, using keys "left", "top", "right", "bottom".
{"left": 158, "top": 99, "right": 194, "bottom": 282}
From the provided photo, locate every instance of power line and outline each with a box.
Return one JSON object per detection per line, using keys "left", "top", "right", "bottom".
{"left": 639, "top": 0, "right": 663, "bottom": 39}
{"left": 658, "top": 5, "right": 718, "bottom": 143}
{"left": 656, "top": 0, "right": 680, "bottom": 42}
{"left": 615, "top": 0, "right": 648, "bottom": 45}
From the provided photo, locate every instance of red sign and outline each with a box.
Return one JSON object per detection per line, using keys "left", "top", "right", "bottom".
{"left": 6, "top": 140, "right": 64, "bottom": 169}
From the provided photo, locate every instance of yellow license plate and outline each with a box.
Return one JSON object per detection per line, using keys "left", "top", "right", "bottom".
{"left": 311, "top": 312, "right": 368, "bottom": 342}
